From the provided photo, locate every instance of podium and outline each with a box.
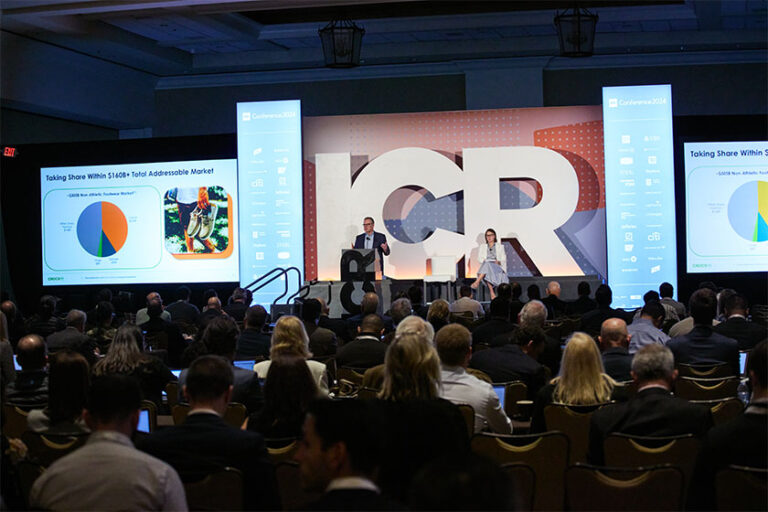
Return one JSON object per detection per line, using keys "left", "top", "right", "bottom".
{"left": 340, "top": 249, "right": 382, "bottom": 282}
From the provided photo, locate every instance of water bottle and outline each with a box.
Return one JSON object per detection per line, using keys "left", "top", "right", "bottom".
{"left": 737, "top": 378, "right": 750, "bottom": 405}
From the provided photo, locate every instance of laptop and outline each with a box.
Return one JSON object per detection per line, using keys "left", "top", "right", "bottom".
{"left": 13, "top": 354, "right": 21, "bottom": 371}
{"left": 740, "top": 351, "right": 748, "bottom": 376}
{"left": 170, "top": 369, "right": 182, "bottom": 378}
{"left": 233, "top": 360, "right": 255, "bottom": 371}
{"left": 492, "top": 384, "right": 506, "bottom": 406}
{"left": 137, "top": 408, "right": 151, "bottom": 433}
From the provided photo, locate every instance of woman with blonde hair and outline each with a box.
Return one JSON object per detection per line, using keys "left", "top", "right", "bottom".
{"left": 426, "top": 299, "right": 450, "bottom": 333}
{"left": 530, "top": 332, "right": 617, "bottom": 432}
{"left": 379, "top": 330, "right": 441, "bottom": 401}
{"left": 253, "top": 315, "right": 328, "bottom": 394}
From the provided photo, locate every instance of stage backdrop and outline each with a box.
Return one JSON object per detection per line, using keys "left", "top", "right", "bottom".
{"left": 302, "top": 106, "right": 606, "bottom": 281}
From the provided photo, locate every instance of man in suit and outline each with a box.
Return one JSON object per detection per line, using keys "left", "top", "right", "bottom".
{"left": 346, "top": 292, "right": 392, "bottom": 342}
{"left": 140, "top": 355, "right": 279, "bottom": 510}
{"left": 519, "top": 300, "right": 562, "bottom": 377}
{"left": 668, "top": 288, "right": 740, "bottom": 375}
{"left": 5, "top": 334, "right": 49, "bottom": 409}
{"left": 542, "top": 281, "right": 568, "bottom": 320}
{"left": 223, "top": 287, "right": 249, "bottom": 322}
{"left": 353, "top": 217, "right": 390, "bottom": 274}
{"left": 471, "top": 297, "right": 516, "bottom": 347}
{"left": 45, "top": 309, "right": 98, "bottom": 365}
{"left": 135, "top": 291, "right": 171, "bottom": 326}
{"left": 302, "top": 298, "right": 337, "bottom": 357}
{"left": 713, "top": 293, "right": 767, "bottom": 350}
{"left": 599, "top": 318, "right": 634, "bottom": 382}
{"left": 235, "top": 305, "right": 271, "bottom": 360}
{"left": 659, "top": 282, "right": 686, "bottom": 319}
{"left": 140, "top": 302, "right": 187, "bottom": 368}
{"left": 581, "top": 284, "right": 625, "bottom": 336}
{"left": 588, "top": 344, "right": 714, "bottom": 465}
{"left": 688, "top": 340, "right": 767, "bottom": 509}
{"left": 296, "top": 399, "right": 397, "bottom": 510}
{"left": 164, "top": 285, "right": 200, "bottom": 325}
{"left": 336, "top": 315, "right": 387, "bottom": 370}
{"left": 568, "top": 281, "right": 597, "bottom": 316}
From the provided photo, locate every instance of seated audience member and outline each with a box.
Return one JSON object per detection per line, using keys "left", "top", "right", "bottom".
{"left": 568, "top": 281, "right": 597, "bottom": 316}
{"left": 542, "top": 281, "right": 568, "bottom": 320}
{"left": 93, "top": 324, "right": 175, "bottom": 409}
{"left": 409, "top": 453, "right": 516, "bottom": 511}
{"left": 668, "top": 282, "right": 721, "bottom": 337}
{"left": 2, "top": 299, "right": 27, "bottom": 346}
{"left": 0, "top": 312, "right": 15, "bottom": 390}
{"left": 5, "top": 335, "right": 48, "bottom": 409}
{"left": 470, "top": 325, "right": 547, "bottom": 400}
{"left": 85, "top": 288, "right": 112, "bottom": 331}
{"left": 346, "top": 292, "right": 391, "bottom": 341}
{"left": 164, "top": 285, "right": 200, "bottom": 325}
{"left": 689, "top": 340, "right": 767, "bottom": 510}
{"left": 235, "top": 305, "right": 271, "bottom": 360}
{"left": 588, "top": 344, "right": 714, "bottom": 465}
{"left": 632, "top": 290, "right": 679, "bottom": 326}
{"left": 388, "top": 298, "right": 413, "bottom": 330}
{"left": 223, "top": 287, "right": 249, "bottom": 322}
{"left": 451, "top": 285, "right": 484, "bottom": 319}
{"left": 599, "top": 318, "right": 634, "bottom": 382}
{"left": 27, "top": 351, "right": 90, "bottom": 435}
{"left": 627, "top": 300, "right": 670, "bottom": 354}
{"left": 179, "top": 316, "right": 262, "bottom": 411}
{"left": 508, "top": 282, "right": 525, "bottom": 324}
{"left": 25, "top": 295, "right": 64, "bottom": 338}
{"left": 715, "top": 288, "right": 737, "bottom": 323}
{"left": 296, "top": 399, "right": 397, "bottom": 511}
{"left": 46, "top": 309, "right": 97, "bottom": 365}
{"left": 526, "top": 284, "right": 541, "bottom": 301}
{"left": 135, "top": 292, "right": 171, "bottom": 326}
{"left": 408, "top": 285, "right": 430, "bottom": 319}
{"left": 519, "top": 299, "right": 562, "bottom": 377}
{"left": 30, "top": 375, "right": 187, "bottom": 511}
{"left": 302, "top": 298, "right": 338, "bottom": 357}
{"left": 140, "top": 355, "right": 279, "bottom": 511}
{"left": 375, "top": 323, "right": 469, "bottom": 501}
{"left": 197, "top": 296, "right": 224, "bottom": 330}
{"left": 247, "top": 354, "right": 318, "bottom": 439}
{"left": 713, "top": 293, "right": 767, "bottom": 350}
{"left": 140, "top": 302, "right": 187, "bottom": 368}
{"left": 336, "top": 314, "right": 387, "bottom": 370}
{"left": 580, "top": 284, "right": 624, "bottom": 336}
{"left": 530, "top": 332, "right": 618, "bottom": 433}
{"left": 254, "top": 315, "right": 329, "bottom": 394}
{"left": 659, "top": 281, "right": 686, "bottom": 319}
{"left": 495, "top": 283, "right": 512, "bottom": 302}
{"left": 471, "top": 297, "right": 516, "bottom": 347}
{"left": 426, "top": 299, "right": 450, "bottom": 333}
{"left": 85, "top": 301, "right": 116, "bottom": 352}
{"left": 437, "top": 324, "right": 513, "bottom": 434}
{"left": 668, "top": 288, "right": 740, "bottom": 375}
{"left": 316, "top": 297, "right": 348, "bottom": 341}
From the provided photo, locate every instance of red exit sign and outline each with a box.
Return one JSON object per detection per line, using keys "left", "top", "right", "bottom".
{"left": 3, "top": 147, "right": 17, "bottom": 157}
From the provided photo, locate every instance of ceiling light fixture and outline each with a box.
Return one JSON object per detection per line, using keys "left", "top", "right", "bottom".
{"left": 554, "top": 5, "right": 598, "bottom": 57}
{"left": 319, "top": 18, "right": 365, "bottom": 68}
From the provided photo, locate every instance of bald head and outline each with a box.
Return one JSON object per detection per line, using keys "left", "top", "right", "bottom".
{"left": 146, "top": 291, "right": 162, "bottom": 306}
{"left": 599, "top": 318, "right": 629, "bottom": 349}
{"left": 207, "top": 296, "right": 222, "bottom": 311}
{"left": 546, "top": 281, "right": 561, "bottom": 298}
{"left": 17, "top": 334, "right": 47, "bottom": 370}
{"left": 66, "top": 309, "right": 87, "bottom": 332}
{"left": 360, "top": 292, "right": 379, "bottom": 315}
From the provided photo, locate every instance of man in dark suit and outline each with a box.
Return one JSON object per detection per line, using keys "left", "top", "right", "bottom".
{"left": 336, "top": 315, "right": 387, "bottom": 370}
{"left": 668, "top": 288, "right": 740, "bottom": 374}
{"left": 139, "top": 302, "right": 187, "bottom": 368}
{"left": 588, "top": 344, "right": 714, "bottom": 465}
{"left": 223, "top": 287, "right": 249, "bottom": 322}
{"left": 164, "top": 285, "right": 200, "bottom": 325}
{"left": 581, "top": 284, "right": 625, "bottom": 336}
{"left": 713, "top": 293, "right": 767, "bottom": 350}
{"left": 469, "top": 325, "right": 547, "bottom": 399}
{"left": 353, "top": 217, "right": 390, "bottom": 274}
{"left": 45, "top": 309, "right": 97, "bottom": 365}
{"left": 471, "top": 297, "right": 516, "bottom": 347}
{"left": 519, "top": 300, "right": 561, "bottom": 377}
{"left": 599, "top": 318, "right": 633, "bottom": 382}
{"left": 568, "top": 281, "right": 597, "bottom": 316}
{"left": 297, "top": 399, "right": 398, "bottom": 510}
{"left": 688, "top": 340, "right": 767, "bottom": 510}
{"left": 302, "top": 298, "right": 337, "bottom": 357}
{"left": 541, "top": 281, "right": 568, "bottom": 320}
{"left": 235, "top": 305, "right": 271, "bottom": 360}
{"left": 140, "top": 355, "right": 279, "bottom": 510}
{"left": 5, "top": 335, "right": 49, "bottom": 409}
{"left": 345, "top": 292, "right": 392, "bottom": 342}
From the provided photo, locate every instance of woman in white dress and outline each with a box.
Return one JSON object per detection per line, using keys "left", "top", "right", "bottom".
{"left": 253, "top": 315, "right": 329, "bottom": 395}
{"left": 471, "top": 228, "right": 508, "bottom": 300}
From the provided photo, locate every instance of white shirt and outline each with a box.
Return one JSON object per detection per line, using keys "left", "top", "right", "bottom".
{"left": 451, "top": 297, "right": 485, "bottom": 319}
{"left": 439, "top": 365, "right": 512, "bottom": 434}
{"left": 364, "top": 234, "right": 373, "bottom": 249}
{"left": 254, "top": 358, "right": 329, "bottom": 395}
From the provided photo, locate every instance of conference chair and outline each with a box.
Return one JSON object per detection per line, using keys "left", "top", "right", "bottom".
{"left": 689, "top": 397, "right": 744, "bottom": 425}
{"left": 457, "top": 404, "right": 475, "bottom": 438}
{"left": 20, "top": 431, "right": 89, "bottom": 467}
{"left": 1, "top": 404, "right": 30, "bottom": 439}
{"left": 715, "top": 465, "right": 768, "bottom": 511}
{"left": 603, "top": 433, "right": 700, "bottom": 500}
{"left": 267, "top": 439, "right": 300, "bottom": 465}
{"left": 466, "top": 368, "right": 492, "bottom": 384}
{"left": 183, "top": 467, "right": 243, "bottom": 511}
{"left": 677, "top": 362, "right": 734, "bottom": 379}
{"left": 274, "top": 461, "right": 323, "bottom": 511}
{"left": 337, "top": 367, "right": 365, "bottom": 387}
{"left": 166, "top": 381, "right": 180, "bottom": 408}
{"left": 543, "top": 402, "right": 612, "bottom": 464}
{"left": 675, "top": 376, "right": 740, "bottom": 401}
{"left": 500, "top": 463, "right": 536, "bottom": 511}
{"left": 490, "top": 380, "right": 527, "bottom": 418}
{"left": 471, "top": 431, "right": 569, "bottom": 511}
{"left": 565, "top": 464, "right": 684, "bottom": 511}
{"left": 16, "top": 460, "right": 45, "bottom": 510}
{"left": 356, "top": 386, "right": 379, "bottom": 400}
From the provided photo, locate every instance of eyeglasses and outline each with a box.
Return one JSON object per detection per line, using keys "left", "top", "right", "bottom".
{"left": 363, "top": 222, "right": 373, "bottom": 226}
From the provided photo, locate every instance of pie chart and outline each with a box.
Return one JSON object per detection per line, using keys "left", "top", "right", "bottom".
{"left": 76, "top": 201, "right": 128, "bottom": 257}
{"left": 727, "top": 180, "right": 768, "bottom": 242}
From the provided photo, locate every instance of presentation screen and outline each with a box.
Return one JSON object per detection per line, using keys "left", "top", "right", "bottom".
{"left": 304, "top": 106, "right": 606, "bottom": 282}
{"left": 685, "top": 141, "right": 768, "bottom": 273}
{"left": 237, "top": 100, "right": 304, "bottom": 304}
{"left": 40, "top": 159, "right": 239, "bottom": 286}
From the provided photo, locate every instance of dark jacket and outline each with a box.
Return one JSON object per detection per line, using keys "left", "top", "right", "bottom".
{"left": 667, "top": 325, "right": 740, "bottom": 375}
{"left": 336, "top": 335, "right": 388, "bottom": 370}
{"left": 601, "top": 347, "right": 633, "bottom": 382}
{"left": 713, "top": 317, "right": 767, "bottom": 351}
{"left": 469, "top": 344, "right": 547, "bottom": 399}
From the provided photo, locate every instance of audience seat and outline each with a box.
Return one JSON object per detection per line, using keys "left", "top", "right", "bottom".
{"left": 267, "top": 440, "right": 300, "bottom": 465}
{"left": 715, "top": 465, "right": 768, "bottom": 511}
{"left": 183, "top": 466, "right": 243, "bottom": 511}
{"left": 690, "top": 397, "right": 744, "bottom": 425}
{"left": 2, "top": 405, "right": 31, "bottom": 439}
{"left": 356, "top": 387, "right": 379, "bottom": 400}
{"left": 490, "top": 381, "right": 527, "bottom": 419}
{"left": 457, "top": 404, "right": 475, "bottom": 438}
{"left": 565, "top": 464, "right": 684, "bottom": 511}
{"left": 166, "top": 381, "right": 180, "bottom": 409}
{"left": 20, "top": 431, "right": 89, "bottom": 467}
{"left": 500, "top": 463, "right": 536, "bottom": 511}
{"left": 677, "top": 363, "right": 735, "bottom": 379}
{"left": 471, "top": 431, "right": 569, "bottom": 511}
{"left": 16, "top": 460, "right": 45, "bottom": 510}
{"left": 675, "top": 376, "right": 740, "bottom": 401}
{"left": 543, "top": 403, "right": 612, "bottom": 464}
{"left": 466, "top": 368, "right": 492, "bottom": 384}
{"left": 274, "top": 461, "right": 323, "bottom": 511}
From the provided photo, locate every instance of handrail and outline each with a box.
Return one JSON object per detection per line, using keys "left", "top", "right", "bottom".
{"left": 244, "top": 266, "right": 305, "bottom": 306}
{"left": 272, "top": 267, "right": 303, "bottom": 304}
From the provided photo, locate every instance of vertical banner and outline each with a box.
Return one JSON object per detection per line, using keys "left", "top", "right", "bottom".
{"left": 603, "top": 85, "right": 677, "bottom": 308}
{"left": 237, "top": 100, "right": 303, "bottom": 305}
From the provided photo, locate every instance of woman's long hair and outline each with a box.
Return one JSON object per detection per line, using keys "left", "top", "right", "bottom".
{"left": 552, "top": 332, "right": 615, "bottom": 404}
{"left": 269, "top": 315, "right": 311, "bottom": 359}
{"left": 93, "top": 324, "right": 145, "bottom": 375}
{"left": 48, "top": 350, "right": 90, "bottom": 424}
{"left": 379, "top": 330, "right": 441, "bottom": 402}
{"left": 255, "top": 354, "right": 317, "bottom": 435}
